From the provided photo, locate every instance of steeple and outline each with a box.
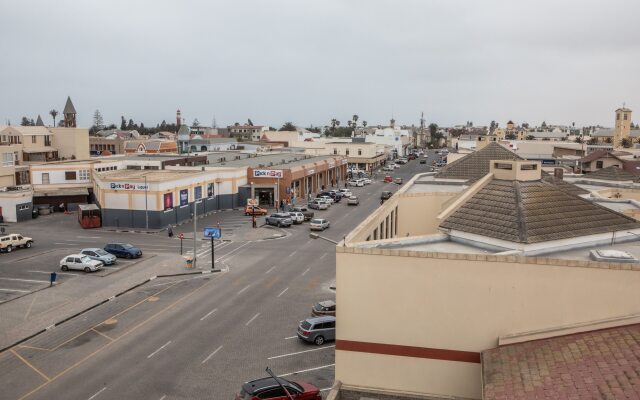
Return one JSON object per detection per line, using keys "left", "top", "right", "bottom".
{"left": 35, "top": 115, "right": 44, "bottom": 126}
{"left": 176, "top": 109, "right": 182, "bottom": 128}
{"left": 63, "top": 96, "right": 77, "bottom": 127}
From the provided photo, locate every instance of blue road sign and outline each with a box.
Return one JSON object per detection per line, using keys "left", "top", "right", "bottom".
{"left": 204, "top": 227, "right": 221, "bottom": 239}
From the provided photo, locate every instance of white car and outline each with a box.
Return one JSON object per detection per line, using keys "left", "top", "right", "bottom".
{"left": 393, "top": 164, "right": 401, "bottom": 169}
{"left": 348, "top": 180, "right": 364, "bottom": 187}
{"left": 318, "top": 195, "right": 334, "bottom": 205}
{"left": 60, "top": 254, "right": 103, "bottom": 272}
{"left": 309, "top": 199, "right": 329, "bottom": 210}
{"left": 383, "top": 165, "right": 394, "bottom": 171}
{"left": 339, "top": 189, "right": 353, "bottom": 197}
{"left": 288, "top": 211, "right": 305, "bottom": 224}
{"left": 362, "top": 178, "right": 372, "bottom": 185}
{"left": 310, "top": 218, "right": 330, "bottom": 231}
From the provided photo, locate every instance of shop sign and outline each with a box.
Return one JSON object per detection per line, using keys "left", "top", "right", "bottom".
{"left": 194, "top": 186, "right": 202, "bottom": 200}
{"left": 109, "top": 182, "right": 149, "bottom": 190}
{"left": 179, "top": 189, "right": 189, "bottom": 206}
{"left": 328, "top": 163, "right": 335, "bottom": 168}
{"left": 306, "top": 169, "right": 315, "bottom": 176}
{"left": 163, "top": 193, "right": 173, "bottom": 210}
{"left": 253, "top": 169, "right": 283, "bottom": 178}
{"left": 247, "top": 198, "right": 258, "bottom": 206}
{"left": 341, "top": 159, "right": 348, "bottom": 164}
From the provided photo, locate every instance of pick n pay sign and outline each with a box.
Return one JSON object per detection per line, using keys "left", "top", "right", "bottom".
{"left": 252, "top": 169, "right": 283, "bottom": 178}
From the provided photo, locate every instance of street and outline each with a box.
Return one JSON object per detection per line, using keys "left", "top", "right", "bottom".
{"left": 0, "top": 156, "right": 431, "bottom": 400}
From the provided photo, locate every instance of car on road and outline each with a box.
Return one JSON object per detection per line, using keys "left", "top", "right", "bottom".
{"left": 309, "top": 218, "right": 330, "bottom": 231}
{"left": 287, "top": 211, "right": 305, "bottom": 224}
{"left": 346, "top": 196, "right": 359, "bottom": 205}
{"left": 338, "top": 188, "right": 352, "bottom": 197}
{"left": 348, "top": 179, "right": 364, "bottom": 187}
{"left": 265, "top": 213, "right": 293, "bottom": 227}
{"left": 408, "top": 154, "right": 416, "bottom": 160}
{"left": 308, "top": 199, "right": 328, "bottom": 210}
{"left": 384, "top": 175, "right": 393, "bottom": 183}
{"left": 60, "top": 254, "right": 103, "bottom": 272}
{"left": 327, "top": 190, "right": 344, "bottom": 200}
{"left": 81, "top": 248, "right": 117, "bottom": 265}
{"left": 236, "top": 377, "right": 321, "bottom": 400}
{"left": 297, "top": 315, "right": 336, "bottom": 345}
{"left": 381, "top": 191, "right": 393, "bottom": 200}
{"left": 291, "top": 206, "right": 314, "bottom": 221}
{"left": 395, "top": 159, "right": 407, "bottom": 165}
{"left": 104, "top": 243, "right": 142, "bottom": 259}
{"left": 393, "top": 163, "right": 401, "bottom": 169}
{"left": 311, "top": 300, "right": 336, "bottom": 317}
{"left": 436, "top": 161, "right": 446, "bottom": 167}
{"left": 316, "top": 195, "right": 333, "bottom": 205}
{"left": 362, "top": 178, "right": 372, "bottom": 184}
{"left": 383, "top": 165, "right": 394, "bottom": 171}
{"left": 420, "top": 159, "right": 427, "bottom": 164}
{"left": 394, "top": 177, "right": 403, "bottom": 185}
{"left": 0, "top": 233, "right": 33, "bottom": 253}
{"left": 244, "top": 205, "right": 268, "bottom": 216}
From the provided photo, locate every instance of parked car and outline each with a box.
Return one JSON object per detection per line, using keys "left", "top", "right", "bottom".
{"left": 104, "top": 243, "right": 142, "bottom": 259}
{"left": 81, "top": 248, "right": 117, "bottom": 265}
{"left": 236, "top": 377, "right": 321, "bottom": 400}
{"left": 265, "top": 213, "right": 293, "bottom": 227}
{"left": 384, "top": 175, "right": 393, "bottom": 183}
{"left": 420, "top": 159, "right": 427, "bottom": 164}
{"left": 346, "top": 196, "right": 359, "bottom": 205}
{"left": 362, "top": 178, "right": 372, "bottom": 185}
{"left": 394, "top": 177, "right": 403, "bottom": 185}
{"left": 408, "top": 154, "right": 416, "bottom": 160}
{"left": 59, "top": 254, "right": 103, "bottom": 272}
{"left": 309, "top": 218, "right": 330, "bottom": 231}
{"left": 297, "top": 316, "right": 336, "bottom": 345}
{"left": 0, "top": 233, "right": 33, "bottom": 253}
{"left": 311, "top": 300, "right": 336, "bottom": 317}
{"left": 327, "top": 190, "right": 343, "bottom": 200}
{"left": 393, "top": 163, "right": 401, "bottom": 169}
{"left": 395, "top": 159, "right": 407, "bottom": 165}
{"left": 288, "top": 212, "right": 305, "bottom": 224}
{"left": 348, "top": 180, "right": 364, "bottom": 187}
{"left": 308, "top": 200, "right": 328, "bottom": 210}
{"left": 381, "top": 191, "right": 393, "bottom": 200}
{"left": 436, "top": 161, "right": 446, "bottom": 167}
{"left": 383, "top": 165, "right": 394, "bottom": 171}
{"left": 316, "top": 195, "right": 333, "bottom": 205}
{"left": 244, "top": 205, "right": 268, "bottom": 216}
{"left": 338, "top": 188, "right": 352, "bottom": 197}
{"left": 291, "top": 206, "right": 314, "bottom": 221}
{"left": 319, "top": 192, "right": 340, "bottom": 203}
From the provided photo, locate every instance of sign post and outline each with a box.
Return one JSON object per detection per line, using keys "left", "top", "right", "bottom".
{"left": 178, "top": 233, "right": 184, "bottom": 255}
{"left": 204, "top": 227, "right": 222, "bottom": 270}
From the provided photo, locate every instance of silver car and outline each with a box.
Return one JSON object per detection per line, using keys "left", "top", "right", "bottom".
{"left": 81, "top": 248, "right": 117, "bottom": 265}
{"left": 310, "top": 218, "right": 330, "bottom": 231}
{"left": 297, "top": 316, "right": 336, "bottom": 345}
{"left": 288, "top": 211, "right": 305, "bottom": 224}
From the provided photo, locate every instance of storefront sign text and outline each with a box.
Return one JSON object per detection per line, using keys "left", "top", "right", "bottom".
{"left": 253, "top": 169, "right": 283, "bottom": 179}
{"left": 109, "top": 182, "right": 149, "bottom": 191}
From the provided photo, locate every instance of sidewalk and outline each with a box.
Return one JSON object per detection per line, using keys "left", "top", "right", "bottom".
{"left": 0, "top": 252, "right": 203, "bottom": 351}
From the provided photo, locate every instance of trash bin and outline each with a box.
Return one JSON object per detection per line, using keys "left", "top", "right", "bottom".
{"left": 185, "top": 256, "right": 193, "bottom": 268}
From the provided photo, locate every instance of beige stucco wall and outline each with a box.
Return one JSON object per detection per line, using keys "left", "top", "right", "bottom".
{"left": 51, "top": 128, "right": 90, "bottom": 160}
{"left": 335, "top": 249, "right": 640, "bottom": 399}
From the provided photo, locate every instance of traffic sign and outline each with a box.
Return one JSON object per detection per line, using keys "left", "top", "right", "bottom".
{"left": 178, "top": 233, "right": 184, "bottom": 240}
{"left": 204, "top": 227, "right": 222, "bottom": 239}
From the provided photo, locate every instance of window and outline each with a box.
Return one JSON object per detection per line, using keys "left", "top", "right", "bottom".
{"left": 1, "top": 153, "right": 13, "bottom": 167}
{"left": 333, "top": 148, "right": 337, "bottom": 155}
{"left": 65, "top": 171, "right": 77, "bottom": 180}
{"left": 345, "top": 149, "right": 349, "bottom": 156}
{"left": 42, "top": 173, "right": 50, "bottom": 184}
{"left": 31, "top": 136, "right": 36, "bottom": 144}
{"left": 624, "top": 114, "right": 628, "bottom": 120}
{"left": 79, "top": 170, "right": 89, "bottom": 180}
{"left": 358, "top": 148, "right": 362, "bottom": 156}
{"left": 44, "top": 136, "right": 51, "bottom": 146}
{"left": 596, "top": 161, "right": 604, "bottom": 169}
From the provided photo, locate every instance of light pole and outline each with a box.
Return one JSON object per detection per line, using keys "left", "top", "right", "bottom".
{"left": 144, "top": 175, "right": 149, "bottom": 230}
{"left": 192, "top": 198, "right": 197, "bottom": 269}
{"left": 309, "top": 232, "right": 345, "bottom": 246}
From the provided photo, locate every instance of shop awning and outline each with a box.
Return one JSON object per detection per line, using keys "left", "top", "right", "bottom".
{"left": 22, "top": 147, "right": 58, "bottom": 153}
{"left": 33, "top": 188, "right": 89, "bottom": 197}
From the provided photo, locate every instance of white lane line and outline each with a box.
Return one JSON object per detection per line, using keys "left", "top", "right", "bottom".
{"left": 279, "top": 363, "right": 336, "bottom": 377}
{"left": 0, "top": 277, "right": 49, "bottom": 284}
{"left": 301, "top": 267, "right": 310, "bottom": 276}
{"left": 147, "top": 341, "right": 172, "bottom": 359}
{"left": 320, "top": 253, "right": 328, "bottom": 259}
{"left": 237, "top": 284, "right": 251, "bottom": 295}
{"left": 277, "top": 287, "right": 288, "bottom": 297}
{"left": 28, "top": 270, "right": 76, "bottom": 276}
{"left": 87, "top": 386, "right": 107, "bottom": 400}
{"left": 245, "top": 312, "right": 260, "bottom": 326}
{"left": 320, "top": 388, "right": 332, "bottom": 392}
{"left": 54, "top": 242, "right": 80, "bottom": 245}
{"left": 159, "top": 396, "right": 166, "bottom": 400}
{"left": 200, "top": 308, "right": 217, "bottom": 321}
{"left": 76, "top": 236, "right": 102, "bottom": 239}
{"left": 201, "top": 345, "right": 223, "bottom": 364}
{"left": 0, "top": 288, "right": 29, "bottom": 293}
{"left": 217, "top": 242, "right": 251, "bottom": 262}
{"left": 284, "top": 336, "right": 298, "bottom": 340}
{"left": 268, "top": 345, "right": 335, "bottom": 360}
{"left": 265, "top": 265, "right": 276, "bottom": 274}
{"left": 288, "top": 250, "right": 297, "bottom": 258}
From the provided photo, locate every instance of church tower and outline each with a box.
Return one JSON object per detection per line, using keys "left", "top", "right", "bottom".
{"left": 613, "top": 106, "right": 632, "bottom": 148}
{"left": 176, "top": 109, "right": 182, "bottom": 128}
{"left": 63, "top": 96, "right": 77, "bottom": 127}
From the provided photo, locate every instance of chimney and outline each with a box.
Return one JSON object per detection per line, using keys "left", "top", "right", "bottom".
{"left": 554, "top": 168, "right": 564, "bottom": 179}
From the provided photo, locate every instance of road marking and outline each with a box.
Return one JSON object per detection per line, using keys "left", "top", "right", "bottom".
{"left": 201, "top": 345, "right": 223, "bottom": 364}
{"left": 217, "top": 241, "right": 251, "bottom": 262}
{"left": 76, "top": 236, "right": 102, "bottom": 239}
{"left": 305, "top": 239, "right": 313, "bottom": 245}
{"left": 301, "top": 267, "right": 310, "bottom": 276}
{"left": 268, "top": 345, "right": 335, "bottom": 360}
{"left": 320, "top": 388, "right": 333, "bottom": 392}
{"left": 277, "top": 287, "right": 288, "bottom": 297}
{"left": 159, "top": 396, "right": 166, "bottom": 400}
{"left": 0, "top": 277, "right": 49, "bottom": 284}
{"left": 237, "top": 284, "right": 251, "bottom": 295}
{"left": 0, "top": 288, "right": 29, "bottom": 293}
{"left": 245, "top": 312, "right": 260, "bottom": 326}
{"left": 54, "top": 242, "right": 81, "bottom": 246}
{"left": 284, "top": 336, "right": 298, "bottom": 340}
{"left": 265, "top": 265, "right": 276, "bottom": 274}
{"left": 87, "top": 386, "right": 107, "bottom": 400}
{"left": 320, "top": 253, "right": 328, "bottom": 260}
{"left": 200, "top": 308, "right": 217, "bottom": 321}
{"left": 91, "top": 328, "right": 114, "bottom": 342}
{"left": 288, "top": 250, "right": 297, "bottom": 258}
{"left": 279, "top": 363, "right": 336, "bottom": 377}
{"left": 28, "top": 270, "right": 76, "bottom": 276}
{"left": 11, "top": 349, "right": 51, "bottom": 382}
{"left": 147, "top": 341, "right": 172, "bottom": 359}
{"left": 24, "top": 292, "right": 39, "bottom": 320}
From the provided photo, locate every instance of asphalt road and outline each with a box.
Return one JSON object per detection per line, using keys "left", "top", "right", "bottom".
{"left": 0, "top": 156, "right": 432, "bottom": 400}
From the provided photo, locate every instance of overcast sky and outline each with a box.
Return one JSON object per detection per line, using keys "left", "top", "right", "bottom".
{"left": 1, "top": 0, "right": 639, "bottom": 129}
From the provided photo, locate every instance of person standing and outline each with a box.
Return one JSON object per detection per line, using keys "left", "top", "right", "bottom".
{"left": 167, "top": 225, "right": 173, "bottom": 237}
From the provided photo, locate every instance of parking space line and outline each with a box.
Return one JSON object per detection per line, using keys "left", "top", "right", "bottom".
{"left": 11, "top": 349, "right": 51, "bottom": 382}
{"left": 288, "top": 250, "right": 297, "bottom": 258}
{"left": 91, "top": 328, "right": 114, "bottom": 342}
{"left": 301, "top": 267, "right": 310, "bottom": 276}
{"left": 284, "top": 336, "right": 297, "bottom": 340}
{"left": 200, "top": 308, "right": 217, "bottom": 321}
{"left": 147, "top": 340, "right": 172, "bottom": 359}
{"left": 277, "top": 287, "right": 288, "bottom": 297}
{"left": 24, "top": 292, "right": 39, "bottom": 320}
{"left": 159, "top": 396, "right": 166, "bottom": 400}
{"left": 237, "top": 284, "right": 251, "bottom": 295}
{"left": 201, "top": 345, "right": 223, "bottom": 364}
{"left": 54, "top": 243, "right": 81, "bottom": 246}
{"left": 217, "top": 242, "right": 251, "bottom": 263}
{"left": 320, "top": 253, "right": 328, "bottom": 260}
{"left": 18, "top": 344, "right": 50, "bottom": 352}
{"left": 87, "top": 386, "right": 107, "bottom": 400}
{"left": 0, "top": 277, "right": 49, "bottom": 284}
{"left": 267, "top": 345, "right": 335, "bottom": 360}
{"left": 265, "top": 265, "right": 276, "bottom": 274}
{"left": 279, "top": 363, "right": 336, "bottom": 377}
{"left": 245, "top": 312, "right": 260, "bottom": 326}
{"left": 0, "top": 288, "right": 29, "bottom": 293}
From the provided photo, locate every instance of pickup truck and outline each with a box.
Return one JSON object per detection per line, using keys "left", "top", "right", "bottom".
{"left": 0, "top": 233, "right": 34, "bottom": 253}
{"left": 291, "top": 206, "right": 314, "bottom": 221}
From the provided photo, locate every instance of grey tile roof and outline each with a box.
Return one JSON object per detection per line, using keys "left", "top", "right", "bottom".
{"left": 435, "top": 142, "right": 521, "bottom": 182}
{"left": 541, "top": 174, "right": 589, "bottom": 196}
{"left": 63, "top": 96, "right": 76, "bottom": 114}
{"left": 586, "top": 166, "right": 639, "bottom": 182}
{"left": 440, "top": 179, "right": 640, "bottom": 244}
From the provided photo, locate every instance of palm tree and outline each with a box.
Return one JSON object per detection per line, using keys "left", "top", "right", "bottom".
{"left": 49, "top": 109, "right": 58, "bottom": 127}
{"left": 352, "top": 115, "right": 359, "bottom": 125}
{"left": 362, "top": 121, "right": 367, "bottom": 128}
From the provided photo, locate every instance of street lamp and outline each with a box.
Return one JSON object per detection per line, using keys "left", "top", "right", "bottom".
{"left": 144, "top": 175, "right": 149, "bottom": 230}
{"left": 309, "top": 232, "right": 345, "bottom": 246}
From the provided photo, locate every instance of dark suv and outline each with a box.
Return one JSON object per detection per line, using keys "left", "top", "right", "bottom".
{"left": 381, "top": 191, "right": 393, "bottom": 200}
{"left": 265, "top": 213, "right": 293, "bottom": 227}
{"left": 236, "top": 377, "right": 321, "bottom": 400}
{"left": 104, "top": 243, "right": 142, "bottom": 259}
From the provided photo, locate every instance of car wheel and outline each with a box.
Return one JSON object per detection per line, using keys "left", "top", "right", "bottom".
{"left": 25, "top": 241, "right": 32, "bottom": 248}
{"left": 277, "top": 222, "right": 281, "bottom": 227}
{"left": 314, "top": 336, "right": 325, "bottom": 345}
{"left": 61, "top": 265, "right": 69, "bottom": 271}
{"left": 84, "top": 267, "right": 91, "bottom": 273}
{"left": 6, "top": 245, "right": 12, "bottom": 253}
{"left": 126, "top": 253, "right": 132, "bottom": 259}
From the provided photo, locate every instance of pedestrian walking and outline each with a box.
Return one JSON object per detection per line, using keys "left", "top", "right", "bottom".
{"left": 252, "top": 215, "right": 257, "bottom": 228}
{"left": 167, "top": 225, "right": 174, "bottom": 238}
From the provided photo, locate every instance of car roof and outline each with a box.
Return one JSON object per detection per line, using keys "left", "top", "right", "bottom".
{"left": 242, "top": 377, "right": 295, "bottom": 394}
{"left": 64, "top": 254, "right": 85, "bottom": 258}
{"left": 305, "top": 315, "right": 336, "bottom": 324}
{"left": 81, "top": 248, "right": 102, "bottom": 251}
{"left": 318, "top": 300, "right": 336, "bottom": 307}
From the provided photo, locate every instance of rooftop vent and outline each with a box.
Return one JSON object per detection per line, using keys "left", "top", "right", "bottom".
{"left": 589, "top": 249, "right": 638, "bottom": 263}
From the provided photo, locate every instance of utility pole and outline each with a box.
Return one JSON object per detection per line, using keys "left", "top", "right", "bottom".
{"left": 144, "top": 175, "right": 149, "bottom": 230}
{"left": 193, "top": 199, "right": 197, "bottom": 269}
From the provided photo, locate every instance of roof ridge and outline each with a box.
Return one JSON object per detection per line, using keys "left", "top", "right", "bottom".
{"left": 513, "top": 181, "right": 527, "bottom": 243}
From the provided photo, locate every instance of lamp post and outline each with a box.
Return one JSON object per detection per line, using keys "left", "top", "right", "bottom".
{"left": 144, "top": 175, "right": 149, "bottom": 230}
{"left": 192, "top": 199, "right": 197, "bottom": 269}
{"left": 309, "top": 232, "right": 345, "bottom": 246}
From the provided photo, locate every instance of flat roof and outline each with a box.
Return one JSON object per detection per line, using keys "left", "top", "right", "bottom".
{"left": 206, "top": 153, "right": 341, "bottom": 169}
{"left": 96, "top": 169, "right": 209, "bottom": 182}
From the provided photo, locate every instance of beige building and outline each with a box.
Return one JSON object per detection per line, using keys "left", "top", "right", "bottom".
{"left": 0, "top": 125, "right": 89, "bottom": 164}
{"left": 333, "top": 144, "right": 640, "bottom": 399}
{"left": 292, "top": 140, "right": 389, "bottom": 171}
{"left": 614, "top": 107, "right": 632, "bottom": 147}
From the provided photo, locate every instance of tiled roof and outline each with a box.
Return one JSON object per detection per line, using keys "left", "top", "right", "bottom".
{"left": 440, "top": 179, "right": 640, "bottom": 243}
{"left": 482, "top": 324, "right": 640, "bottom": 400}
{"left": 586, "top": 166, "right": 639, "bottom": 182}
{"left": 541, "top": 175, "right": 589, "bottom": 196}
{"left": 435, "top": 142, "right": 521, "bottom": 182}
{"left": 579, "top": 149, "right": 611, "bottom": 162}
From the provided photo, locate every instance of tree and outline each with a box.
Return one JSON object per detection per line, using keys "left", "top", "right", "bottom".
{"left": 120, "top": 116, "right": 126, "bottom": 130}
{"left": 541, "top": 121, "right": 547, "bottom": 128}
{"left": 193, "top": 118, "right": 200, "bottom": 127}
{"left": 21, "top": 117, "right": 34, "bottom": 126}
{"left": 428, "top": 123, "right": 438, "bottom": 140}
{"left": 574, "top": 136, "right": 583, "bottom": 144}
{"left": 522, "top": 122, "right": 530, "bottom": 129}
{"left": 93, "top": 110, "right": 104, "bottom": 129}
{"left": 160, "top": 120, "right": 167, "bottom": 130}
{"left": 279, "top": 122, "right": 296, "bottom": 131}
{"left": 352, "top": 114, "right": 359, "bottom": 125}
{"left": 127, "top": 119, "right": 135, "bottom": 130}
{"left": 588, "top": 138, "right": 598, "bottom": 145}
{"left": 49, "top": 109, "right": 58, "bottom": 127}
{"left": 622, "top": 138, "right": 633, "bottom": 148}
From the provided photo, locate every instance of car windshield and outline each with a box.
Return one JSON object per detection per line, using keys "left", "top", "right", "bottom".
{"left": 311, "top": 219, "right": 322, "bottom": 224}
{"left": 301, "top": 320, "right": 312, "bottom": 330}
{"left": 95, "top": 249, "right": 109, "bottom": 256}
{"left": 80, "top": 256, "right": 93, "bottom": 263}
